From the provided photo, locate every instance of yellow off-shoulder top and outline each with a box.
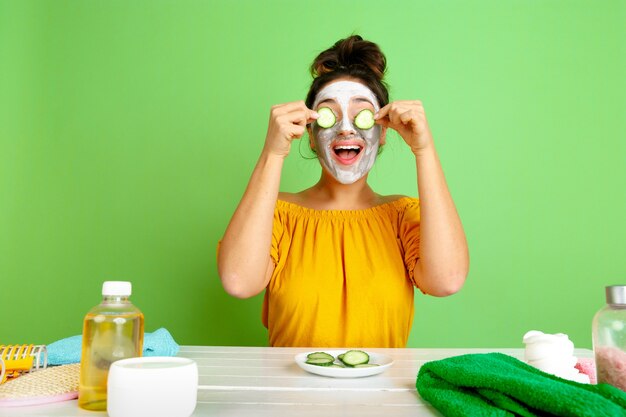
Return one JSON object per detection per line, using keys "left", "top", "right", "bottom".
{"left": 264, "top": 197, "right": 421, "bottom": 348}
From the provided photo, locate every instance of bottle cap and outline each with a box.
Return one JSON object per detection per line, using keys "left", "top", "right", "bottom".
{"left": 102, "top": 281, "right": 132, "bottom": 296}
{"left": 605, "top": 285, "right": 626, "bottom": 305}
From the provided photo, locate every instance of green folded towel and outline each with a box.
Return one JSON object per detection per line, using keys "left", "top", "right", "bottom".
{"left": 416, "top": 353, "right": 626, "bottom": 417}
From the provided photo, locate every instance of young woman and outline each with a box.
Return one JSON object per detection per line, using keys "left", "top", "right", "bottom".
{"left": 218, "top": 35, "right": 469, "bottom": 347}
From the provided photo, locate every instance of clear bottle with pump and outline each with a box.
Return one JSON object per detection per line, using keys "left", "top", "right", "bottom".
{"left": 78, "top": 281, "right": 144, "bottom": 410}
{"left": 592, "top": 285, "right": 626, "bottom": 391}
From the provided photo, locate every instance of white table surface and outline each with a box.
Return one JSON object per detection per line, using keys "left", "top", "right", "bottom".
{"left": 0, "top": 346, "right": 593, "bottom": 417}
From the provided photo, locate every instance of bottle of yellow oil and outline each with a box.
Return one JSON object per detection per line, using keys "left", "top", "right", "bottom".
{"left": 78, "top": 281, "right": 144, "bottom": 411}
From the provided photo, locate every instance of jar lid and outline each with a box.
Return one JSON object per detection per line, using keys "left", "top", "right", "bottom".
{"left": 605, "top": 285, "right": 626, "bottom": 305}
{"left": 107, "top": 357, "right": 198, "bottom": 417}
{"left": 102, "top": 281, "right": 132, "bottom": 296}
{"left": 107, "top": 357, "right": 198, "bottom": 388}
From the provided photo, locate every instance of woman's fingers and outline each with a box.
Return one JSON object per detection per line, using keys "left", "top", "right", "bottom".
{"left": 288, "top": 124, "right": 306, "bottom": 139}
{"left": 278, "top": 109, "right": 318, "bottom": 129}
{"left": 399, "top": 109, "right": 418, "bottom": 125}
{"left": 376, "top": 100, "right": 432, "bottom": 153}
{"left": 295, "top": 109, "right": 320, "bottom": 125}
{"left": 374, "top": 103, "right": 391, "bottom": 122}
{"left": 375, "top": 100, "right": 432, "bottom": 153}
{"left": 271, "top": 101, "right": 318, "bottom": 119}
{"left": 270, "top": 100, "right": 306, "bottom": 115}
{"left": 307, "top": 109, "right": 320, "bottom": 123}
{"left": 375, "top": 117, "right": 391, "bottom": 128}
{"left": 376, "top": 101, "right": 423, "bottom": 129}
{"left": 266, "top": 101, "right": 318, "bottom": 156}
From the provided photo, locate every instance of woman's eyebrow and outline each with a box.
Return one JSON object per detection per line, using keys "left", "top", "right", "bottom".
{"left": 317, "top": 98, "right": 337, "bottom": 106}
{"left": 352, "top": 97, "right": 373, "bottom": 104}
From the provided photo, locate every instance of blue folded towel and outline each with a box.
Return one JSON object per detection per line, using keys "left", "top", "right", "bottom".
{"left": 47, "top": 327, "right": 180, "bottom": 365}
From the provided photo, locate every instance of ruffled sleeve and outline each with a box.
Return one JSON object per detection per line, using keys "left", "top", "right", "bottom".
{"left": 399, "top": 198, "right": 421, "bottom": 288}
{"left": 270, "top": 204, "right": 285, "bottom": 266}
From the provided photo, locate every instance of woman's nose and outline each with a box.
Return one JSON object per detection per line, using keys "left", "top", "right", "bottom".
{"left": 337, "top": 117, "right": 355, "bottom": 135}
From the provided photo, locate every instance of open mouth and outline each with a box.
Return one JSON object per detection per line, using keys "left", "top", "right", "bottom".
{"left": 332, "top": 142, "right": 363, "bottom": 165}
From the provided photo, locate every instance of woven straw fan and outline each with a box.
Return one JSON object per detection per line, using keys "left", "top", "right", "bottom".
{"left": 0, "top": 363, "right": 79, "bottom": 407}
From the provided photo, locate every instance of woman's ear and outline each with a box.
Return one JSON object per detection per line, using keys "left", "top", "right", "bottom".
{"left": 379, "top": 126, "right": 387, "bottom": 146}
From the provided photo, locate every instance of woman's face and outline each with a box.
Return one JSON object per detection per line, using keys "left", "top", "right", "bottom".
{"left": 310, "top": 80, "right": 384, "bottom": 184}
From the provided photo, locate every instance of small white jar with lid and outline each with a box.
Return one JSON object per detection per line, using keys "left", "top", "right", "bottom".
{"left": 107, "top": 356, "right": 198, "bottom": 417}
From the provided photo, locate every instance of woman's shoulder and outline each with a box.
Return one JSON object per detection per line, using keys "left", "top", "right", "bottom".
{"left": 277, "top": 191, "right": 302, "bottom": 205}
{"left": 379, "top": 196, "right": 420, "bottom": 221}
{"left": 376, "top": 194, "right": 417, "bottom": 205}
{"left": 275, "top": 192, "right": 312, "bottom": 215}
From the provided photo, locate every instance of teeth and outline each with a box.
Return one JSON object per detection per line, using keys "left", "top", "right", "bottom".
{"left": 334, "top": 145, "right": 360, "bottom": 150}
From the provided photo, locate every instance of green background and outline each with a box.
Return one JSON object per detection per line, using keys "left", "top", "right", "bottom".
{"left": 1, "top": 0, "right": 625, "bottom": 349}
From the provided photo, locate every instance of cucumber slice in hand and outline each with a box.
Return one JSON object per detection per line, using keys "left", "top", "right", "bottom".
{"left": 354, "top": 109, "right": 375, "bottom": 130}
{"left": 316, "top": 107, "right": 336, "bottom": 128}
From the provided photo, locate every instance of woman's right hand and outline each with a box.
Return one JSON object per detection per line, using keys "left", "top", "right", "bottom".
{"left": 264, "top": 101, "right": 319, "bottom": 157}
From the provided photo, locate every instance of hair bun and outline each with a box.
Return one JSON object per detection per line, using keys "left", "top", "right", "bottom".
{"left": 306, "top": 35, "right": 390, "bottom": 109}
{"left": 311, "top": 35, "right": 386, "bottom": 82}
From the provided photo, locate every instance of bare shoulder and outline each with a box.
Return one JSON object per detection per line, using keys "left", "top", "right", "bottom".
{"left": 376, "top": 194, "right": 412, "bottom": 204}
{"left": 278, "top": 189, "right": 332, "bottom": 210}
{"left": 278, "top": 191, "right": 303, "bottom": 204}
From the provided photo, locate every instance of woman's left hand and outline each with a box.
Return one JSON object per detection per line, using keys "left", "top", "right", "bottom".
{"left": 375, "top": 100, "right": 433, "bottom": 154}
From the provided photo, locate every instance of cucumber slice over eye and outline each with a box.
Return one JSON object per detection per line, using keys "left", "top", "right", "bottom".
{"left": 354, "top": 109, "right": 375, "bottom": 130}
{"left": 316, "top": 107, "right": 336, "bottom": 128}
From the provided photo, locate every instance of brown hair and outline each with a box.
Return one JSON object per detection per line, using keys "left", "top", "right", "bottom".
{"left": 305, "top": 35, "right": 389, "bottom": 109}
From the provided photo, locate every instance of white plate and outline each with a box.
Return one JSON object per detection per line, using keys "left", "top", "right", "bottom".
{"left": 294, "top": 350, "right": 394, "bottom": 378}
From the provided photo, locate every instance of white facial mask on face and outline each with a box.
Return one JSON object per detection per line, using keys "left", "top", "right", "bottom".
{"left": 311, "top": 81, "right": 382, "bottom": 184}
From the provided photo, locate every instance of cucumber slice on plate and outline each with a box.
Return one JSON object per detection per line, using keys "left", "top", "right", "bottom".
{"left": 316, "top": 107, "right": 336, "bottom": 128}
{"left": 305, "top": 357, "right": 335, "bottom": 366}
{"left": 354, "top": 109, "right": 375, "bottom": 130}
{"left": 307, "top": 352, "right": 335, "bottom": 361}
{"left": 339, "top": 350, "right": 370, "bottom": 367}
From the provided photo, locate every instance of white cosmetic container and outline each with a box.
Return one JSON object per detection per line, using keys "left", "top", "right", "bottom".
{"left": 107, "top": 356, "right": 198, "bottom": 417}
